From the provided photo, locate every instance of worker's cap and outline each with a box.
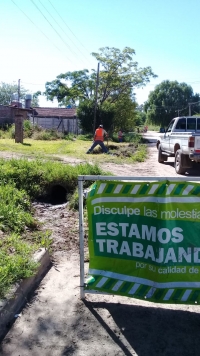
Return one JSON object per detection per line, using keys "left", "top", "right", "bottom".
{"left": 99, "top": 124, "right": 103, "bottom": 128}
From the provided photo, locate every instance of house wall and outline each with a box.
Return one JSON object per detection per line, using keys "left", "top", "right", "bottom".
{"left": 30, "top": 116, "right": 81, "bottom": 134}
{"left": 0, "top": 106, "right": 14, "bottom": 125}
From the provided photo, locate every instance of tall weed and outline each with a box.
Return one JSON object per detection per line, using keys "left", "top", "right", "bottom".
{"left": 0, "top": 159, "right": 105, "bottom": 200}
{"left": 0, "top": 233, "right": 38, "bottom": 298}
{"left": 0, "top": 182, "right": 35, "bottom": 232}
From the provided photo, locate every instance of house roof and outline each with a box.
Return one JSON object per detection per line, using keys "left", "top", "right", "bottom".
{"left": 33, "top": 107, "right": 76, "bottom": 118}
{"left": 0, "top": 104, "right": 32, "bottom": 112}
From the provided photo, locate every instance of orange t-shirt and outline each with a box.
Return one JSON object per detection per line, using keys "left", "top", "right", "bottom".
{"left": 94, "top": 128, "right": 106, "bottom": 141}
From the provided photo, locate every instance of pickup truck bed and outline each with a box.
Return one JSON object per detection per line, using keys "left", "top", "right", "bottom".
{"left": 157, "top": 116, "right": 200, "bottom": 174}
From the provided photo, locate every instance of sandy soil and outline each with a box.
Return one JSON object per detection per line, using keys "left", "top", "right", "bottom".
{"left": 1, "top": 132, "right": 200, "bottom": 356}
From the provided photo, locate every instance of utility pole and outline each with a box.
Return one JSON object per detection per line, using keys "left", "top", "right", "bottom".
{"left": 188, "top": 103, "right": 191, "bottom": 116}
{"left": 93, "top": 63, "right": 100, "bottom": 135}
{"left": 188, "top": 101, "right": 200, "bottom": 116}
{"left": 18, "top": 79, "right": 20, "bottom": 107}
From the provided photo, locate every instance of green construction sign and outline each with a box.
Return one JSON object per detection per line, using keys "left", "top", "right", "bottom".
{"left": 86, "top": 180, "right": 200, "bottom": 304}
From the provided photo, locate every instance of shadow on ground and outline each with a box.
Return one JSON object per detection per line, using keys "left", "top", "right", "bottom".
{"left": 1, "top": 296, "right": 199, "bottom": 356}
{"left": 84, "top": 300, "right": 200, "bottom": 356}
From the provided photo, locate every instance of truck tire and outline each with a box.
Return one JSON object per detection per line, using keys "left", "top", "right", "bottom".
{"left": 174, "top": 149, "right": 186, "bottom": 174}
{"left": 158, "top": 145, "right": 168, "bottom": 163}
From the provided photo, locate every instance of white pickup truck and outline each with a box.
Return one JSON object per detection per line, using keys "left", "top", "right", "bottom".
{"left": 157, "top": 116, "right": 200, "bottom": 174}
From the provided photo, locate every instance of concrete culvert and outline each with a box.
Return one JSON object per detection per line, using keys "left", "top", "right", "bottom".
{"left": 50, "top": 185, "right": 68, "bottom": 205}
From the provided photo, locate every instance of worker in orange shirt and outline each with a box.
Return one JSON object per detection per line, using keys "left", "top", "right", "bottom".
{"left": 86, "top": 124, "right": 108, "bottom": 154}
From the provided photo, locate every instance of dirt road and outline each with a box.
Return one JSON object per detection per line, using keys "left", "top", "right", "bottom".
{"left": 102, "top": 131, "right": 200, "bottom": 177}
{"left": 1, "top": 133, "right": 200, "bottom": 356}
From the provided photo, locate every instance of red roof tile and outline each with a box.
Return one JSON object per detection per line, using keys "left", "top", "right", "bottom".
{"left": 33, "top": 107, "right": 76, "bottom": 118}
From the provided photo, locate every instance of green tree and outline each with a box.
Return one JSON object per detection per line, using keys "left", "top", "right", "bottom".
{"left": 112, "top": 94, "right": 137, "bottom": 131}
{"left": 91, "top": 47, "right": 156, "bottom": 105}
{"left": 0, "top": 82, "right": 41, "bottom": 107}
{"left": 135, "top": 105, "right": 147, "bottom": 127}
{"left": 32, "top": 91, "right": 41, "bottom": 107}
{"left": 0, "top": 82, "right": 26, "bottom": 105}
{"left": 77, "top": 99, "right": 115, "bottom": 133}
{"left": 45, "top": 69, "right": 94, "bottom": 107}
{"left": 144, "top": 80, "right": 200, "bottom": 127}
{"left": 44, "top": 47, "right": 157, "bottom": 132}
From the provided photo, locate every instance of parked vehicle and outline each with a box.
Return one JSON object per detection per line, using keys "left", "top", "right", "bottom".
{"left": 156, "top": 116, "right": 200, "bottom": 174}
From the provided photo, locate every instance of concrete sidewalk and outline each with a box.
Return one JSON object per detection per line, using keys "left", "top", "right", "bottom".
{"left": 0, "top": 253, "right": 134, "bottom": 356}
{"left": 1, "top": 252, "right": 200, "bottom": 356}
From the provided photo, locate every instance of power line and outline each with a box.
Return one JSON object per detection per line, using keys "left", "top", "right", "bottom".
{"left": 188, "top": 100, "right": 200, "bottom": 105}
{"left": 147, "top": 81, "right": 200, "bottom": 89}
{"left": 10, "top": 0, "right": 71, "bottom": 62}
{"left": 48, "top": 0, "right": 91, "bottom": 56}
{"left": 30, "top": 0, "right": 79, "bottom": 65}
{"left": 147, "top": 102, "right": 200, "bottom": 114}
{"left": 38, "top": 0, "right": 93, "bottom": 67}
{"left": 48, "top": 0, "right": 94, "bottom": 68}
{"left": 21, "top": 81, "right": 45, "bottom": 86}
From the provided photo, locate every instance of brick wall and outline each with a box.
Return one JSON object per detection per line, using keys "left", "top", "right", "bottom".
{"left": 0, "top": 105, "right": 14, "bottom": 125}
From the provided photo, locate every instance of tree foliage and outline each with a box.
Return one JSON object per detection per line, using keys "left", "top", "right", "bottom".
{"left": 32, "top": 91, "right": 41, "bottom": 107}
{"left": 77, "top": 100, "right": 115, "bottom": 132}
{"left": 45, "top": 70, "right": 94, "bottom": 106}
{"left": 0, "top": 82, "right": 26, "bottom": 105}
{"left": 44, "top": 47, "right": 157, "bottom": 132}
{"left": 111, "top": 94, "right": 137, "bottom": 131}
{"left": 144, "top": 80, "right": 200, "bottom": 127}
{"left": 135, "top": 105, "right": 147, "bottom": 127}
{"left": 91, "top": 47, "right": 156, "bottom": 106}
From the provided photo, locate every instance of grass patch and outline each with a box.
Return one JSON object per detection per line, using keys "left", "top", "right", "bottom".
{"left": 0, "top": 133, "right": 147, "bottom": 163}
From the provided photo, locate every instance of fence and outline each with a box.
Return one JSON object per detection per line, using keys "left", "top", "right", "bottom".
{"left": 30, "top": 116, "right": 80, "bottom": 134}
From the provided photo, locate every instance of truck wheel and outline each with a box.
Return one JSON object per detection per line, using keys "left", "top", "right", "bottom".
{"left": 182, "top": 154, "right": 192, "bottom": 168}
{"left": 158, "top": 145, "right": 167, "bottom": 163}
{"left": 175, "top": 149, "right": 185, "bottom": 174}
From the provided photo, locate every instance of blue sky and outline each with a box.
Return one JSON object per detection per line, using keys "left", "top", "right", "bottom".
{"left": 1, "top": 0, "right": 200, "bottom": 107}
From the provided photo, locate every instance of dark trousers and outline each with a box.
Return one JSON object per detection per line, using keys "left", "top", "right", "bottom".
{"left": 88, "top": 140, "right": 108, "bottom": 153}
